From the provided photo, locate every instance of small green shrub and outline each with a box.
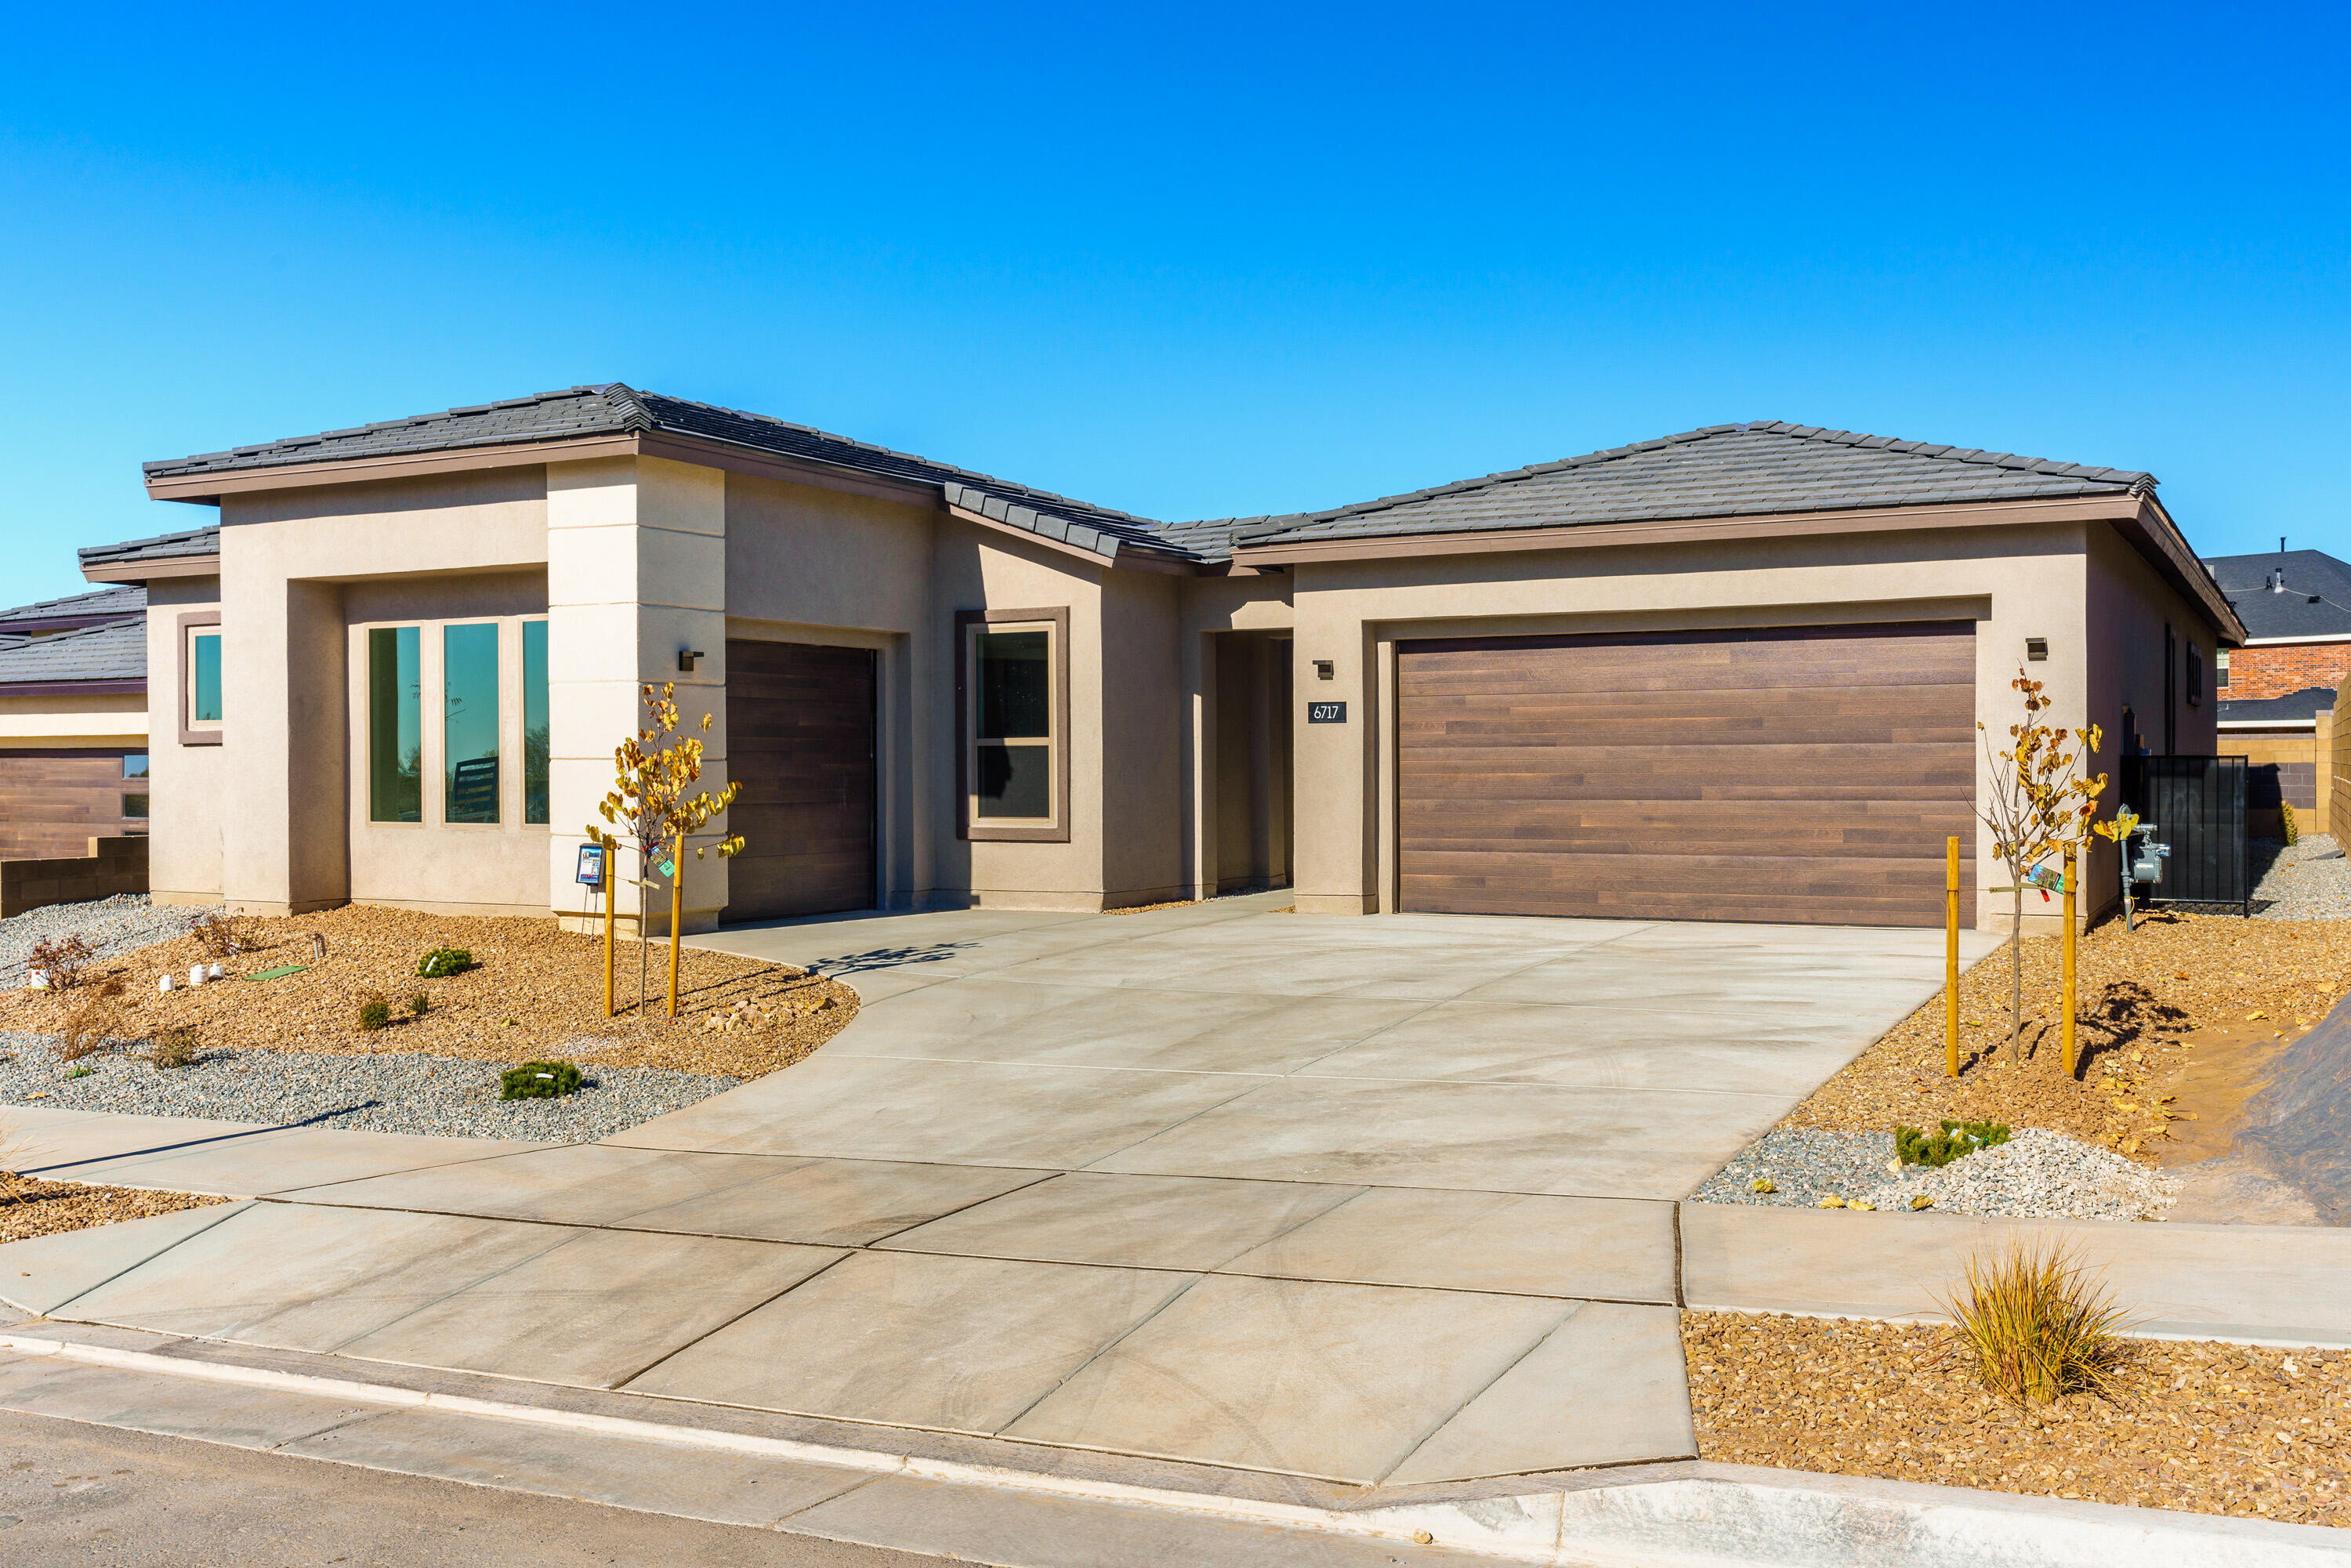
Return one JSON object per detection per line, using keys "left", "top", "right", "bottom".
{"left": 356, "top": 990, "right": 391, "bottom": 1032}
{"left": 417, "top": 947, "right": 474, "bottom": 979}
{"left": 2281, "top": 801, "right": 2299, "bottom": 846}
{"left": 407, "top": 992, "right": 430, "bottom": 1017}
{"left": 501, "top": 1060, "right": 583, "bottom": 1100}
{"left": 1896, "top": 1118, "right": 2011, "bottom": 1168}
{"left": 147, "top": 1027, "right": 201, "bottom": 1070}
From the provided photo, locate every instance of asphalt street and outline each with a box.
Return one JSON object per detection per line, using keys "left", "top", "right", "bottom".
{"left": 0, "top": 1409, "right": 945, "bottom": 1568}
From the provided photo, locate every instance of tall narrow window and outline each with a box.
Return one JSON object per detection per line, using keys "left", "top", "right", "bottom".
{"left": 444, "top": 623, "right": 501, "bottom": 824}
{"left": 959, "top": 609, "right": 1067, "bottom": 841}
{"left": 189, "top": 631, "right": 223, "bottom": 723}
{"left": 368, "top": 627, "right": 422, "bottom": 822}
{"left": 523, "top": 619, "right": 549, "bottom": 825}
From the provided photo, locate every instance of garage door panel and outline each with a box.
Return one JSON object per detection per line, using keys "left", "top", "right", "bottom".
{"left": 1400, "top": 625, "right": 1975, "bottom": 696}
{"left": 1402, "top": 851, "right": 1970, "bottom": 925}
{"left": 724, "top": 639, "right": 876, "bottom": 921}
{"left": 1401, "top": 799, "right": 1977, "bottom": 860}
{"left": 1396, "top": 622, "right": 1975, "bottom": 928}
{"left": 1401, "top": 746, "right": 1975, "bottom": 801}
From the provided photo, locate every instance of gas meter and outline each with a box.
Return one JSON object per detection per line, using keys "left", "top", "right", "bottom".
{"left": 2121, "top": 822, "right": 2171, "bottom": 929}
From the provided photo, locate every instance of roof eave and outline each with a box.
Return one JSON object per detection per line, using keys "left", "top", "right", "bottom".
{"left": 82, "top": 555, "right": 221, "bottom": 585}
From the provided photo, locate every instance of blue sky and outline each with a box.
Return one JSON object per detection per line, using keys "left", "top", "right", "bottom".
{"left": 4, "top": 2, "right": 2346, "bottom": 603}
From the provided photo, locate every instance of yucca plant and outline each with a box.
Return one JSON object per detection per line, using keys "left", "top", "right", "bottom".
{"left": 1942, "top": 1239, "right": 2133, "bottom": 1404}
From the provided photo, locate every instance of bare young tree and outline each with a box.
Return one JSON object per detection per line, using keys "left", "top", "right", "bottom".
{"left": 1976, "top": 672, "right": 2106, "bottom": 1064}
{"left": 587, "top": 683, "right": 744, "bottom": 1016}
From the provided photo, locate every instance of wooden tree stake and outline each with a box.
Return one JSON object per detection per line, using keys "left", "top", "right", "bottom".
{"left": 1946, "top": 835, "right": 1961, "bottom": 1078}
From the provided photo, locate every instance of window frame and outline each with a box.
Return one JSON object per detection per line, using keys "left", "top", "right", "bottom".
{"left": 2186, "top": 643, "right": 2204, "bottom": 707}
{"left": 176, "top": 612, "right": 223, "bottom": 745}
{"left": 366, "top": 624, "right": 426, "bottom": 826}
{"left": 955, "top": 607, "right": 1070, "bottom": 843}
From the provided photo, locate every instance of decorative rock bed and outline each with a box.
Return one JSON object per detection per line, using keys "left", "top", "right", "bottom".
{"left": 1691, "top": 1126, "right": 2179, "bottom": 1221}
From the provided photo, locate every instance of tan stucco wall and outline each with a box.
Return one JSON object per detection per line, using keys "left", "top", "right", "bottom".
{"left": 146, "top": 575, "right": 223, "bottom": 906}
{"left": 548, "top": 456, "right": 726, "bottom": 934}
{"left": 1279, "top": 516, "right": 2225, "bottom": 931}
{"left": 1176, "top": 574, "right": 1295, "bottom": 900}
{"left": 0, "top": 693, "right": 146, "bottom": 746}
{"left": 216, "top": 469, "right": 551, "bottom": 916}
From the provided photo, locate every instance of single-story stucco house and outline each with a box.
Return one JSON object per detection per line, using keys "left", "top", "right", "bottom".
{"left": 80, "top": 387, "right": 2242, "bottom": 935}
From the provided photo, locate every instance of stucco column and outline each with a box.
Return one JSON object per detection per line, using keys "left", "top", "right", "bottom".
{"left": 546, "top": 456, "right": 728, "bottom": 936}
{"left": 219, "top": 533, "right": 349, "bottom": 915}
{"left": 1289, "top": 585, "right": 1378, "bottom": 914}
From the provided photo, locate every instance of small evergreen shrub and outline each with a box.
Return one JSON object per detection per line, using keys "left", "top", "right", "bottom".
{"left": 416, "top": 947, "right": 474, "bottom": 979}
{"left": 356, "top": 990, "right": 391, "bottom": 1032}
{"left": 501, "top": 1060, "right": 582, "bottom": 1100}
{"left": 407, "top": 992, "right": 430, "bottom": 1017}
{"left": 2281, "top": 802, "right": 2299, "bottom": 846}
{"left": 1896, "top": 1118, "right": 2011, "bottom": 1168}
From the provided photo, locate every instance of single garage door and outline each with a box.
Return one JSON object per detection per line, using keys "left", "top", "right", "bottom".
{"left": 723, "top": 639, "right": 876, "bottom": 921}
{"left": 1397, "top": 621, "right": 1975, "bottom": 927}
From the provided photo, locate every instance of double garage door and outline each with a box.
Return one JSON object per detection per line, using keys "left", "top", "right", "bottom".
{"left": 1397, "top": 621, "right": 1976, "bottom": 928}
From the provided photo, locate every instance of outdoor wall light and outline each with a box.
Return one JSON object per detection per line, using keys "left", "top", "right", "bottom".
{"left": 1313, "top": 659, "right": 1335, "bottom": 680}
{"left": 2025, "top": 638, "right": 2049, "bottom": 661}
{"left": 677, "top": 649, "right": 705, "bottom": 673}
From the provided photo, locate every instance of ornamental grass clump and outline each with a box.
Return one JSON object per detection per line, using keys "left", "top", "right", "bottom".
{"left": 416, "top": 947, "right": 473, "bottom": 979}
{"left": 501, "top": 1060, "right": 582, "bottom": 1100}
{"left": 356, "top": 990, "right": 391, "bottom": 1032}
{"left": 1896, "top": 1118, "right": 2011, "bottom": 1168}
{"left": 1943, "top": 1239, "right": 2132, "bottom": 1405}
{"left": 407, "top": 992, "right": 430, "bottom": 1017}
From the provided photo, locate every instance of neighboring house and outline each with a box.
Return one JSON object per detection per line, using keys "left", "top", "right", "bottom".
{"left": 0, "top": 582, "right": 151, "bottom": 859}
{"left": 88, "top": 389, "right": 2240, "bottom": 933}
{"left": 2203, "top": 548, "right": 2351, "bottom": 837}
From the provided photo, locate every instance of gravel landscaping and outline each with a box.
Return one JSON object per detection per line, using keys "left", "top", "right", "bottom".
{"left": 0, "top": 1179, "right": 227, "bottom": 1246}
{"left": 0, "top": 901, "right": 857, "bottom": 1080}
{"left": 1690, "top": 1127, "right": 2180, "bottom": 1220}
{"left": 2253, "top": 833, "right": 2351, "bottom": 920}
{"left": 0, "top": 1032, "right": 737, "bottom": 1143}
{"left": 1685, "top": 1312, "right": 2351, "bottom": 1526}
{"left": 0, "top": 896, "right": 216, "bottom": 990}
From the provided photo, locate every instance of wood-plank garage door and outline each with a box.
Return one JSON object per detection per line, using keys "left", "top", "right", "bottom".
{"left": 1397, "top": 621, "right": 1975, "bottom": 927}
{"left": 723, "top": 639, "right": 876, "bottom": 921}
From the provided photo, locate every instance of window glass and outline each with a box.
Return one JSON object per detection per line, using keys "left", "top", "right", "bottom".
{"left": 122, "top": 793, "right": 150, "bottom": 820}
{"left": 523, "top": 620, "right": 549, "bottom": 825}
{"left": 973, "top": 627, "right": 1053, "bottom": 820}
{"left": 444, "top": 624, "right": 501, "bottom": 824}
{"left": 190, "top": 632, "right": 223, "bottom": 723}
{"left": 976, "top": 630, "right": 1049, "bottom": 739}
{"left": 121, "top": 754, "right": 149, "bottom": 780}
{"left": 368, "top": 627, "right": 422, "bottom": 822}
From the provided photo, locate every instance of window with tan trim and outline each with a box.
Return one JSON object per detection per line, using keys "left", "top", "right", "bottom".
{"left": 176, "top": 611, "right": 223, "bottom": 746}
{"left": 957, "top": 607, "right": 1070, "bottom": 843}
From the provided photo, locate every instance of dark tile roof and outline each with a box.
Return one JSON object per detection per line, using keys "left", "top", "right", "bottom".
{"left": 0, "top": 619, "right": 145, "bottom": 686}
{"left": 1232, "top": 422, "right": 2155, "bottom": 548}
{"left": 144, "top": 386, "right": 1194, "bottom": 564}
{"left": 2218, "top": 686, "right": 2338, "bottom": 724}
{"left": 78, "top": 525, "right": 220, "bottom": 570}
{"left": 2202, "top": 550, "right": 2351, "bottom": 641}
{"left": 0, "top": 584, "right": 145, "bottom": 635}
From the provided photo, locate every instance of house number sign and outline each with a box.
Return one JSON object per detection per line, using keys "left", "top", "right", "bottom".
{"left": 1307, "top": 701, "right": 1347, "bottom": 724}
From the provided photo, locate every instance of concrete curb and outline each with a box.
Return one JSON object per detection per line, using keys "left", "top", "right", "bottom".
{"left": 4, "top": 1331, "right": 2343, "bottom": 1565}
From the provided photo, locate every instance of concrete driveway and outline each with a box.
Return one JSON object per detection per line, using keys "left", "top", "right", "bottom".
{"left": 4, "top": 896, "right": 1998, "bottom": 1492}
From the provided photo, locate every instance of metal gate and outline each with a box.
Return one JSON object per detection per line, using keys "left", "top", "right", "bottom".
{"left": 2123, "top": 755, "right": 2250, "bottom": 914}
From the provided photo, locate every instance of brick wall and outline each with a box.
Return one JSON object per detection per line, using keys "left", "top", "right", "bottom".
{"left": 2226, "top": 640, "right": 2351, "bottom": 701}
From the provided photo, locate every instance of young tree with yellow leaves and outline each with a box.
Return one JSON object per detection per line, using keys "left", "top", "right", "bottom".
{"left": 1976, "top": 672, "right": 2106, "bottom": 1065}
{"left": 587, "top": 683, "right": 745, "bottom": 1016}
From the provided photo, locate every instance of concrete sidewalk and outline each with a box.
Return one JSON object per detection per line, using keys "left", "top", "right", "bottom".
{"left": 5, "top": 896, "right": 2001, "bottom": 1489}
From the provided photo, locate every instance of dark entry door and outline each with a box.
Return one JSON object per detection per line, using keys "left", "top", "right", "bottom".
{"left": 723, "top": 639, "right": 876, "bottom": 920}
